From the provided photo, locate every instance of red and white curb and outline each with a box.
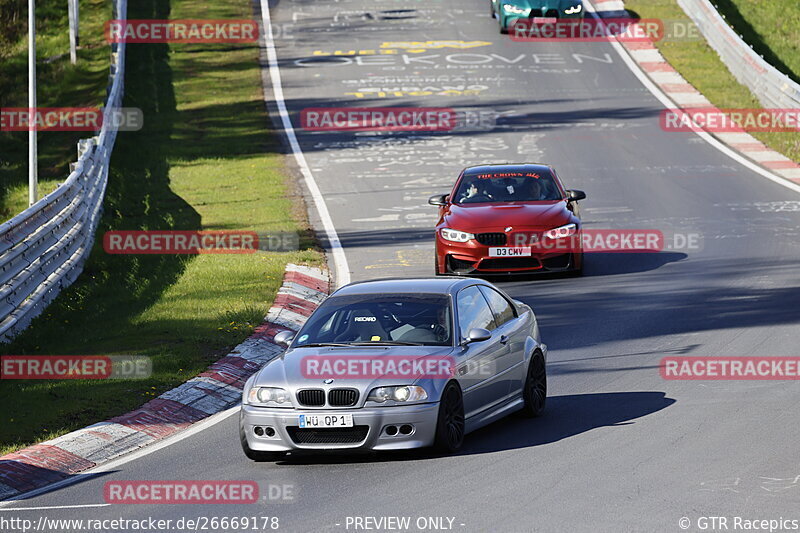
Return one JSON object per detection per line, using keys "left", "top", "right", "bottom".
{"left": 0, "top": 264, "right": 329, "bottom": 501}
{"left": 593, "top": 2, "right": 800, "bottom": 183}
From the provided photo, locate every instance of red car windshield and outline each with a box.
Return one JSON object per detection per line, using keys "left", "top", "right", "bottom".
{"left": 454, "top": 170, "right": 562, "bottom": 204}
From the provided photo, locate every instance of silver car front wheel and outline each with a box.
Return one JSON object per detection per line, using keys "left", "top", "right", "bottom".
{"left": 434, "top": 382, "right": 465, "bottom": 453}
{"left": 521, "top": 354, "right": 547, "bottom": 417}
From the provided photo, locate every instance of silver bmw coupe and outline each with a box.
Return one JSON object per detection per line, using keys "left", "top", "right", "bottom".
{"left": 239, "top": 277, "right": 547, "bottom": 460}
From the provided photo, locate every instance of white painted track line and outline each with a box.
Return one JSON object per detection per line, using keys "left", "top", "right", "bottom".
{"left": 0, "top": 504, "right": 111, "bottom": 511}
{"left": 258, "top": 0, "right": 352, "bottom": 287}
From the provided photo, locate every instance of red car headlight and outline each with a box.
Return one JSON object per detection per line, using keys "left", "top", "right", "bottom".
{"left": 544, "top": 223, "right": 578, "bottom": 240}
{"left": 440, "top": 228, "right": 475, "bottom": 243}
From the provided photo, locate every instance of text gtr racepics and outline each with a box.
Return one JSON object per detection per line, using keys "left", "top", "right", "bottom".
{"left": 430, "top": 164, "right": 587, "bottom": 276}
{"left": 491, "top": 0, "right": 585, "bottom": 33}
{"left": 240, "top": 278, "right": 547, "bottom": 459}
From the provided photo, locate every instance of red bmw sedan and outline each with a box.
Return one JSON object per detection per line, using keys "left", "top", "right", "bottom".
{"left": 430, "top": 164, "right": 587, "bottom": 276}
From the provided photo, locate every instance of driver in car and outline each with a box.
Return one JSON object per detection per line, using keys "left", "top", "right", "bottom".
{"left": 432, "top": 305, "right": 449, "bottom": 343}
{"left": 459, "top": 182, "right": 481, "bottom": 203}
{"left": 520, "top": 178, "right": 544, "bottom": 201}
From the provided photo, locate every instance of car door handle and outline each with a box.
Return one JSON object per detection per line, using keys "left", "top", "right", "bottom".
{"left": 499, "top": 335, "right": 509, "bottom": 345}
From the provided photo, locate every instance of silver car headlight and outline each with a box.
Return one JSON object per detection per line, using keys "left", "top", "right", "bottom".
{"left": 503, "top": 3, "right": 529, "bottom": 14}
{"left": 544, "top": 223, "right": 577, "bottom": 239}
{"left": 440, "top": 228, "right": 474, "bottom": 243}
{"left": 367, "top": 385, "right": 428, "bottom": 404}
{"left": 565, "top": 4, "right": 582, "bottom": 14}
{"left": 247, "top": 387, "right": 292, "bottom": 407}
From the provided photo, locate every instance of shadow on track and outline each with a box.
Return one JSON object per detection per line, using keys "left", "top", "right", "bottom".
{"left": 270, "top": 391, "right": 674, "bottom": 466}
{"left": 459, "top": 391, "right": 675, "bottom": 455}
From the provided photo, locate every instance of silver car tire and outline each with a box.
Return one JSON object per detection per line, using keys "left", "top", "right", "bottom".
{"left": 521, "top": 353, "right": 547, "bottom": 417}
{"left": 434, "top": 382, "right": 465, "bottom": 453}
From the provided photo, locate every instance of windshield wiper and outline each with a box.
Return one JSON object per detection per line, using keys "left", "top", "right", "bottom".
{"left": 297, "top": 341, "right": 426, "bottom": 347}
{"left": 295, "top": 342, "right": 355, "bottom": 348}
{"left": 348, "top": 341, "right": 423, "bottom": 346}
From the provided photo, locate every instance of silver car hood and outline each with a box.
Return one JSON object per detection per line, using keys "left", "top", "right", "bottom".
{"left": 253, "top": 345, "right": 457, "bottom": 395}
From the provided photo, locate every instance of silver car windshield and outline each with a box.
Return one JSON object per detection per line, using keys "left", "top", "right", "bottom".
{"left": 293, "top": 294, "right": 453, "bottom": 347}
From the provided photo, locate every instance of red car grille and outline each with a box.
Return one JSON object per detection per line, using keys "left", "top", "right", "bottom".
{"left": 475, "top": 233, "right": 507, "bottom": 246}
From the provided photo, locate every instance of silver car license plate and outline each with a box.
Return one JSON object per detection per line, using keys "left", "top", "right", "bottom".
{"left": 298, "top": 414, "right": 354, "bottom": 428}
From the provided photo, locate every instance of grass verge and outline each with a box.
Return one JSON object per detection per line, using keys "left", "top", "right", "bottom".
{"left": 0, "top": 0, "right": 323, "bottom": 454}
{"left": 624, "top": 0, "right": 799, "bottom": 162}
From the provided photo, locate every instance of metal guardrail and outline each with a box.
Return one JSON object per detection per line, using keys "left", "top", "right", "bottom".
{"left": 678, "top": 0, "right": 800, "bottom": 110}
{"left": 0, "top": 0, "right": 127, "bottom": 342}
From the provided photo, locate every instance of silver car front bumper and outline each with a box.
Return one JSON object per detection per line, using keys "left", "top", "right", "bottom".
{"left": 240, "top": 403, "right": 440, "bottom": 453}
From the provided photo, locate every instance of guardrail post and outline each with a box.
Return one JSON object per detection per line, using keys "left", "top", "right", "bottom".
{"left": 77, "top": 138, "right": 93, "bottom": 159}
{"left": 68, "top": 0, "right": 79, "bottom": 64}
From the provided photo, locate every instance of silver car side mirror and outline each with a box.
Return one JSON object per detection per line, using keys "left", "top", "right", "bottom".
{"left": 273, "top": 330, "right": 295, "bottom": 348}
{"left": 463, "top": 328, "right": 492, "bottom": 345}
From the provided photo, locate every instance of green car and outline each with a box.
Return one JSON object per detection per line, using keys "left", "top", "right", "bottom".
{"left": 490, "top": 0, "right": 585, "bottom": 33}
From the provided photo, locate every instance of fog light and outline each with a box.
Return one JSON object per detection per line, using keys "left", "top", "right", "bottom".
{"left": 385, "top": 425, "right": 398, "bottom": 436}
{"left": 264, "top": 427, "right": 276, "bottom": 437}
{"left": 399, "top": 424, "right": 413, "bottom": 435}
{"left": 253, "top": 426, "right": 264, "bottom": 436}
